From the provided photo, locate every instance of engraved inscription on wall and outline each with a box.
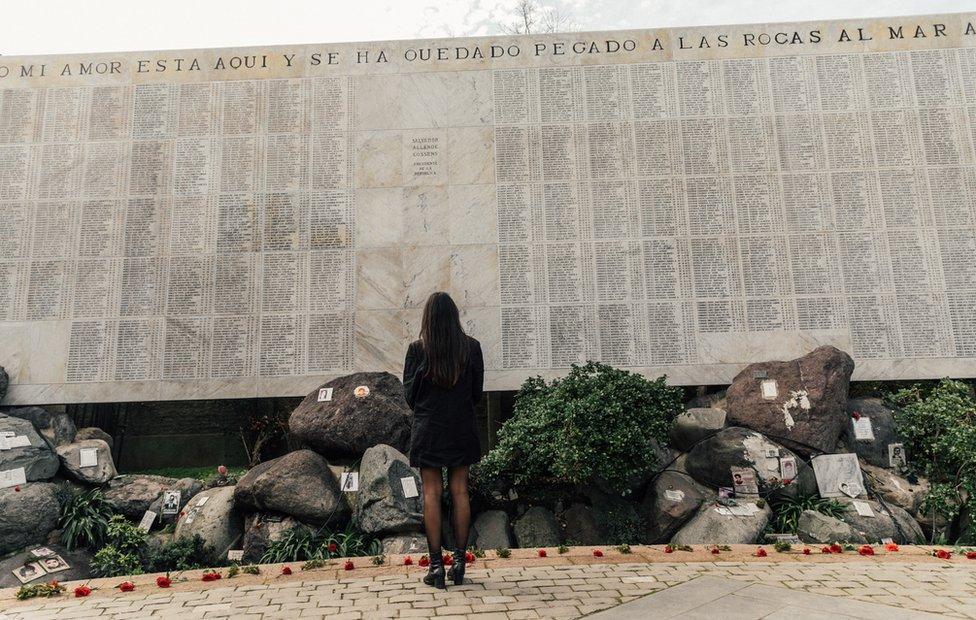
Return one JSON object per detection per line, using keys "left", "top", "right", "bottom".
{"left": 1, "top": 13, "right": 975, "bottom": 403}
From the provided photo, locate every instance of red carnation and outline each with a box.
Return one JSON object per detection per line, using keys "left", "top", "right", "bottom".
{"left": 711, "top": 547, "right": 720, "bottom": 555}
{"left": 14, "top": 485, "right": 20, "bottom": 492}
{"left": 592, "top": 549, "right": 603, "bottom": 557}
{"left": 965, "top": 551, "right": 976, "bottom": 560}
{"left": 403, "top": 556, "right": 413, "bottom": 566}
{"left": 821, "top": 547, "right": 831, "bottom": 554}
{"left": 538, "top": 549, "right": 547, "bottom": 557}
{"left": 754, "top": 547, "right": 767, "bottom": 557}
{"left": 156, "top": 575, "right": 172, "bottom": 588}
{"left": 852, "top": 411, "right": 861, "bottom": 420}
{"left": 419, "top": 555, "right": 430, "bottom": 567}
{"left": 281, "top": 566, "right": 292, "bottom": 575}
{"left": 829, "top": 543, "right": 843, "bottom": 554}
{"left": 343, "top": 560, "right": 354, "bottom": 571}
{"left": 328, "top": 543, "right": 338, "bottom": 553}
{"left": 934, "top": 549, "right": 952, "bottom": 560}
{"left": 442, "top": 554, "right": 453, "bottom": 566}
{"left": 802, "top": 548, "right": 811, "bottom": 555}
{"left": 465, "top": 551, "right": 475, "bottom": 563}
{"left": 74, "top": 585, "right": 92, "bottom": 597}
{"left": 119, "top": 581, "right": 135, "bottom": 592}
{"left": 858, "top": 545, "right": 875, "bottom": 556}
{"left": 885, "top": 543, "right": 899, "bottom": 552}
{"left": 664, "top": 545, "right": 674, "bottom": 554}
{"left": 217, "top": 465, "right": 228, "bottom": 475}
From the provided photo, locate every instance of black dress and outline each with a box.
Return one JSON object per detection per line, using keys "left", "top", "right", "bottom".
{"left": 402, "top": 336, "right": 484, "bottom": 468}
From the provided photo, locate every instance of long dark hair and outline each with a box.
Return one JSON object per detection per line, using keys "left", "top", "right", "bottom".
{"left": 419, "top": 292, "right": 468, "bottom": 388}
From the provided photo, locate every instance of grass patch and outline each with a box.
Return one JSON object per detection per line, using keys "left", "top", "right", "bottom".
{"left": 123, "top": 466, "right": 247, "bottom": 480}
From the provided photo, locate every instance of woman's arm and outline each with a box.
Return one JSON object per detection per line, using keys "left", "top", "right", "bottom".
{"left": 403, "top": 342, "right": 419, "bottom": 410}
{"left": 470, "top": 340, "right": 485, "bottom": 404}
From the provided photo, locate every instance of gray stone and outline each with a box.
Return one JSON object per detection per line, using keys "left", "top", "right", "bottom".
{"left": 797, "top": 509, "right": 866, "bottom": 544}
{"left": 471, "top": 510, "right": 512, "bottom": 550}
{"left": 3, "top": 406, "right": 76, "bottom": 447}
{"left": 860, "top": 462, "right": 927, "bottom": 517}
{"left": 104, "top": 474, "right": 199, "bottom": 520}
{"left": 513, "top": 506, "right": 561, "bottom": 548}
{"left": 726, "top": 346, "right": 854, "bottom": 457}
{"left": 175, "top": 486, "right": 243, "bottom": 564}
{"left": 684, "top": 427, "right": 817, "bottom": 499}
{"left": 381, "top": 534, "right": 427, "bottom": 555}
{"left": 354, "top": 444, "right": 423, "bottom": 535}
{"left": 56, "top": 439, "right": 117, "bottom": 485}
{"left": 234, "top": 450, "right": 349, "bottom": 525}
{"left": 640, "top": 462, "right": 711, "bottom": 543}
{"left": 844, "top": 399, "right": 905, "bottom": 469}
{"left": 289, "top": 372, "right": 411, "bottom": 457}
{"left": 563, "top": 503, "right": 604, "bottom": 546}
{"left": 0, "top": 544, "right": 94, "bottom": 588}
{"left": 241, "top": 513, "right": 311, "bottom": 563}
{"left": 835, "top": 497, "right": 925, "bottom": 544}
{"left": 685, "top": 390, "right": 727, "bottom": 411}
{"left": 74, "top": 427, "right": 113, "bottom": 451}
{"left": 670, "top": 500, "right": 771, "bottom": 545}
{"left": 669, "top": 408, "right": 727, "bottom": 452}
{"left": 0, "top": 482, "right": 60, "bottom": 555}
{"left": 0, "top": 413, "right": 59, "bottom": 482}
{"left": 0, "top": 366, "right": 7, "bottom": 403}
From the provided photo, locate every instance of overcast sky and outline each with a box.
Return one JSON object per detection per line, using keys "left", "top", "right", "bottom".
{"left": 0, "top": 0, "right": 970, "bottom": 56}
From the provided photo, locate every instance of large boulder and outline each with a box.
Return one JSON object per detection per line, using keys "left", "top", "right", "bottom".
{"left": 670, "top": 408, "right": 726, "bottom": 452}
{"left": 860, "top": 462, "right": 928, "bottom": 517}
{"left": 797, "top": 510, "right": 866, "bottom": 544}
{"left": 55, "top": 439, "right": 117, "bottom": 485}
{"left": 671, "top": 500, "right": 771, "bottom": 545}
{"left": 3, "top": 406, "right": 76, "bottom": 447}
{"left": 0, "top": 544, "right": 94, "bottom": 588}
{"left": 175, "top": 486, "right": 243, "bottom": 564}
{"left": 0, "top": 482, "right": 60, "bottom": 555}
{"left": 290, "top": 372, "right": 411, "bottom": 457}
{"left": 471, "top": 510, "right": 513, "bottom": 550}
{"left": 0, "top": 413, "right": 59, "bottom": 481}
{"left": 844, "top": 399, "right": 905, "bottom": 469}
{"left": 234, "top": 450, "right": 349, "bottom": 525}
{"left": 835, "top": 497, "right": 924, "bottom": 544}
{"left": 354, "top": 444, "right": 423, "bottom": 534}
{"left": 241, "top": 513, "right": 311, "bottom": 564}
{"left": 726, "top": 346, "right": 854, "bottom": 456}
{"left": 563, "top": 503, "right": 604, "bottom": 545}
{"left": 513, "top": 506, "right": 561, "bottom": 548}
{"left": 640, "top": 461, "right": 712, "bottom": 543}
{"left": 381, "top": 534, "right": 427, "bottom": 555}
{"left": 684, "top": 427, "right": 817, "bottom": 499}
{"left": 104, "top": 474, "right": 201, "bottom": 520}
{"left": 75, "top": 427, "right": 113, "bottom": 451}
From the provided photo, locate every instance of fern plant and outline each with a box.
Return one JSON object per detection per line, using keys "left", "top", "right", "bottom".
{"left": 260, "top": 524, "right": 382, "bottom": 564}
{"left": 769, "top": 494, "right": 845, "bottom": 533}
{"left": 58, "top": 488, "right": 114, "bottom": 551}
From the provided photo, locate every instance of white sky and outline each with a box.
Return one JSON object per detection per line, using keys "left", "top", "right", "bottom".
{"left": 0, "top": 0, "right": 970, "bottom": 56}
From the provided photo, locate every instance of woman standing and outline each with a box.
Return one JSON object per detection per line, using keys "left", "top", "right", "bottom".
{"left": 402, "top": 292, "right": 484, "bottom": 589}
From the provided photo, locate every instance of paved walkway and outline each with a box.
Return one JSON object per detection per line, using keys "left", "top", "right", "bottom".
{"left": 2, "top": 548, "right": 976, "bottom": 619}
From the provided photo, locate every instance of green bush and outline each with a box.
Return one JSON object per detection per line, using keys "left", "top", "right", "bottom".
{"left": 260, "top": 524, "right": 382, "bottom": 564}
{"left": 476, "top": 362, "right": 683, "bottom": 496}
{"left": 146, "top": 536, "right": 213, "bottom": 572}
{"left": 890, "top": 379, "right": 976, "bottom": 536}
{"left": 91, "top": 545, "right": 143, "bottom": 578}
{"left": 769, "top": 494, "right": 845, "bottom": 534}
{"left": 58, "top": 488, "right": 114, "bottom": 551}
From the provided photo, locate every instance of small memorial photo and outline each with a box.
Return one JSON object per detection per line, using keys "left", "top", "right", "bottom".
{"left": 731, "top": 467, "right": 758, "bottom": 495}
{"left": 317, "top": 387, "right": 333, "bottom": 402}
{"left": 12, "top": 562, "right": 46, "bottom": 584}
{"left": 354, "top": 385, "right": 370, "bottom": 398}
{"left": 38, "top": 555, "right": 70, "bottom": 574}
{"left": 30, "top": 547, "right": 56, "bottom": 558}
{"left": 161, "top": 490, "right": 181, "bottom": 515}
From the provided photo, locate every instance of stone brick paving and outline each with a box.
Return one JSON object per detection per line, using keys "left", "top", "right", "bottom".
{"left": 2, "top": 547, "right": 975, "bottom": 619}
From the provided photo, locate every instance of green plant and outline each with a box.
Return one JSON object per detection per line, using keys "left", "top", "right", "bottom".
{"left": 467, "top": 547, "right": 486, "bottom": 558}
{"left": 371, "top": 554, "right": 385, "bottom": 566}
{"left": 105, "top": 515, "right": 147, "bottom": 553}
{"left": 476, "top": 362, "right": 683, "bottom": 497}
{"left": 302, "top": 559, "right": 329, "bottom": 570}
{"left": 91, "top": 545, "right": 143, "bottom": 578}
{"left": 773, "top": 541, "right": 792, "bottom": 553}
{"left": 147, "top": 535, "right": 214, "bottom": 572}
{"left": 769, "top": 494, "right": 845, "bottom": 534}
{"left": 261, "top": 527, "right": 320, "bottom": 563}
{"left": 58, "top": 488, "right": 114, "bottom": 551}
{"left": 890, "top": 379, "right": 976, "bottom": 539}
{"left": 16, "top": 581, "right": 65, "bottom": 600}
{"left": 557, "top": 544, "right": 569, "bottom": 554}
{"left": 227, "top": 564, "right": 240, "bottom": 578}
{"left": 495, "top": 547, "right": 511, "bottom": 558}
{"left": 603, "top": 507, "right": 646, "bottom": 545}
{"left": 260, "top": 524, "right": 382, "bottom": 564}
{"left": 243, "top": 565, "right": 261, "bottom": 575}
{"left": 615, "top": 544, "right": 632, "bottom": 554}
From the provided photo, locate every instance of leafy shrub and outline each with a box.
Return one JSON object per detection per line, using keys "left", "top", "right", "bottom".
{"left": 16, "top": 581, "right": 65, "bottom": 600}
{"left": 891, "top": 379, "right": 976, "bottom": 536}
{"left": 601, "top": 507, "right": 646, "bottom": 545}
{"left": 495, "top": 547, "right": 511, "bottom": 558}
{"left": 476, "top": 362, "right": 683, "bottom": 496}
{"left": 769, "top": 494, "right": 845, "bottom": 534}
{"left": 58, "top": 488, "right": 114, "bottom": 551}
{"left": 90, "top": 516, "right": 149, "bottom": 577}
{"left": 260, "top": 524, "right": 381, "bottom": 564}
{"left": 146, "top": 535, "right": 213, "bottom": 573}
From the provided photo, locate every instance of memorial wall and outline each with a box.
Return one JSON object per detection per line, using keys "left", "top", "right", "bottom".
{"left": 1, "top": 12, "right": 975, "bottom": 404}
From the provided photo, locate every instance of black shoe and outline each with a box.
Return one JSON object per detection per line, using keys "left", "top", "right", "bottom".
{"left": 423, "top": 556, "right": 446, "bottom": 589}
{"left": 447, "top": 549, "right": 466, "bottom": 586}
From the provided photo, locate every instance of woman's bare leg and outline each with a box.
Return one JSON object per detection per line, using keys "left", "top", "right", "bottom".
{"left": 420, "top": 467, "right": 444, "bottom": 560}
{"left": 447, "top": 466, "right": 471, "bottom": 552}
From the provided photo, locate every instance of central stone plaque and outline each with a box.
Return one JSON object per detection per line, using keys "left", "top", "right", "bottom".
{"left": 0, "top": 12, "right": 975, "bottom": 404}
